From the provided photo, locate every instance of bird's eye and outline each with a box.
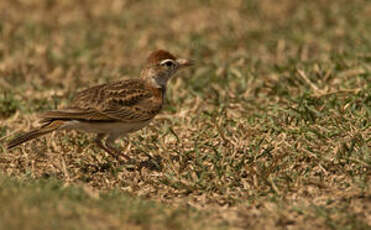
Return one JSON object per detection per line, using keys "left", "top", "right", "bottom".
{"left": 160, "top": 59, "right": 176, "bottom": 68}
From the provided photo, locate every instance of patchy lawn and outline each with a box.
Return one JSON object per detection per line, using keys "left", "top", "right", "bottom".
{"left": 0, "top": 0, "right": 370, "bottom": 229}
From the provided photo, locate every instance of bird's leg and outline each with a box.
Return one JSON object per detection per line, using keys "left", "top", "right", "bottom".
{"left": 94, "top": 133, "right": 105, "bottom": 148}
{"left": 95, "top": 133, "right": 111, "bottom": 153}
{"left": 94, "top": 133, "right": 120, "bottom": 160}
{"left": 105, "top": 133, "right": 131, "bottom": 161}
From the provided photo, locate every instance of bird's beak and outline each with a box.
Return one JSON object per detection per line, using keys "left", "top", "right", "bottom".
{"left": 177, "top": 58, "right": 194, "bottom": 68}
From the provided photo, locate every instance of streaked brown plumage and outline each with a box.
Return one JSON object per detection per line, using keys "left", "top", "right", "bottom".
{"left": 7, "top": 50, "right": 192, "bottom": 160}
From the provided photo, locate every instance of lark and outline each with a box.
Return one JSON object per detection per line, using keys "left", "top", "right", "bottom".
{"left": 7, "top": 50, "right": 192, "bottom": 160}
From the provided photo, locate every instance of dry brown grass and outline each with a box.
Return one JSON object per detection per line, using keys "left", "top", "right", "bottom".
{"left": 0, "top": 0, "right": 370, "bottom": 229}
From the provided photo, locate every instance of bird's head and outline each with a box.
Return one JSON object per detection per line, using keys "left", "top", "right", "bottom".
{"left": 141, "top": 50, "right": 193, "bottom": 88}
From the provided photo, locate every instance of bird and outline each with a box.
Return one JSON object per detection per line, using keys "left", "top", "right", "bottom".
{"left": 6, "top": 49, "right": 193, "bottom": 160}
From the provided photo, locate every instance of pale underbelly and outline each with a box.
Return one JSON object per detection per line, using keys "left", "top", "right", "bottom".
{"left": 61, "top": 120, "right": 151, "bottom": 135}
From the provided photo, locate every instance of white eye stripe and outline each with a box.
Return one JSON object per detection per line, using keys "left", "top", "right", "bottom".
{"left": 160, "top": 59, "right": 177, "bottom": 67}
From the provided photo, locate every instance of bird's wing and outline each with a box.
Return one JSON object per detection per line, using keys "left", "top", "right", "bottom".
{"left": 40, "top": 79, "right": 164, "bottom": 123}
{"left": 39, "top": 108, "right": 114, "bottom": 123}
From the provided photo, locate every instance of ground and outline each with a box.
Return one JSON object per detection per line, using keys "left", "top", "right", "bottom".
{"left": 0, "top": 0, "right": 370, "bottom": 229}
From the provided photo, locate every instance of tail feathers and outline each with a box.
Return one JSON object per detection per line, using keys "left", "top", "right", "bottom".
{"left": 7, "top": 120, "right": 65, "bottom": 150}
{"left": 7, "top": 129, "right": 51, "bottom": 149}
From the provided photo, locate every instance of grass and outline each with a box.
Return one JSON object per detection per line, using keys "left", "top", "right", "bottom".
{"left": 0, "top": 176, "right": 212, "bottom": 230}
{"left": 0, "top": 0, "right": 370, "bottom": 229}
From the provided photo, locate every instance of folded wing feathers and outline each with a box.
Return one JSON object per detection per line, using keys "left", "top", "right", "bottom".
{"left": 39, "top": 79, "right": 161, "bottom": 123}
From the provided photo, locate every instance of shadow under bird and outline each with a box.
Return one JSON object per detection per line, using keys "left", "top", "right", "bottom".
{"left": 7, "top": 50, "right": 193, "bottom": 160}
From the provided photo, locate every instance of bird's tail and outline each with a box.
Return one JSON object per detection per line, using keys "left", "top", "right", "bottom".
{"left": 7, "top": 120, "right": 65, "bottom": 150}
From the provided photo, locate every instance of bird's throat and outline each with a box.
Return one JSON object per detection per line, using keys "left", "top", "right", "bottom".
{"left": 146, "top": 77, "right": 167, "bottom": 101}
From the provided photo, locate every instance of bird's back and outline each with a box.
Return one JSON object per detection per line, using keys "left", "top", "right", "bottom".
{"left": 40, "top": 78, "right": 165, "bottom": 124}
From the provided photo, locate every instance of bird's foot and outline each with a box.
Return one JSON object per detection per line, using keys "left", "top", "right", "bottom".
{"left": 95, "top": 138, "right": 131, "bottom": 162}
